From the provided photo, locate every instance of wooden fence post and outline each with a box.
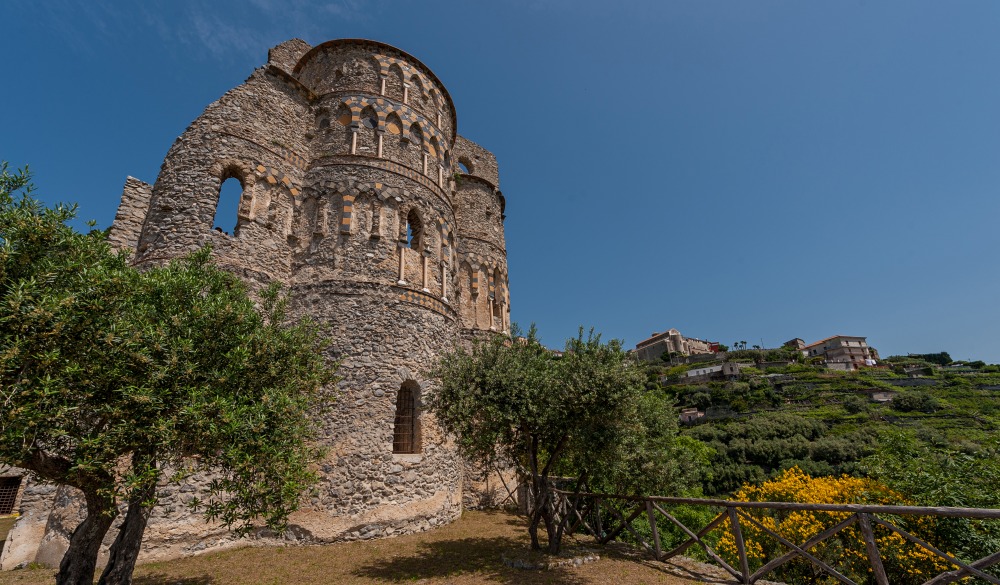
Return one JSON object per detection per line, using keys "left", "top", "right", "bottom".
{"left": 646, "top": 500, "right": 663, "bottom": 561}
{"left": 727, "top": 507, "right": 750, "bottom": 584}
{"left": 857, "top": 514, "right": 889, "bottom": 585}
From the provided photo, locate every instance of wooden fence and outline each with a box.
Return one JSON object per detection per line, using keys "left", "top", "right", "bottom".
{"left": 553, "top": 489, "right": 1000, "bottom": 585}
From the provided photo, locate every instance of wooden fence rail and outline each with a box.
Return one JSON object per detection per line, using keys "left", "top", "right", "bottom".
{"left": 552, "top": 489, "right": 1000, "bottom": 585}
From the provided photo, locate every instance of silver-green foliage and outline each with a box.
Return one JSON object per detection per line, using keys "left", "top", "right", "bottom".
{"left": 0, "top": 163, "right": 336, "bottom": 584}
{"left": 431, "top": 326, "right": 697, "bottom": 553}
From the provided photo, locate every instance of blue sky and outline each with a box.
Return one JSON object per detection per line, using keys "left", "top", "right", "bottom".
{"left": 4, "top": 1, "right": 1000, "bottom": 361}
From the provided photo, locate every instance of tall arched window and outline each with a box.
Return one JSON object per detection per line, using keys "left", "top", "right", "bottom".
{"left": 408, "top": 123, "right": 423, "bottom": 149}
{"left": 214, "top": 174, "right": 244, "bottom": 235}
{"left": 385, "top": 113, "right": 403, "bottom": 137}
{"left": 358, "top": 105, "right": 379, "bottom": 155}
{"left": 406, "top": 208, "right": 422, "bottom": 250}
{"left": 492, "top": 268, "right": 504, "bottom": 327}
{"left": 393, "top": 381, "right": 421, "bottom": 454}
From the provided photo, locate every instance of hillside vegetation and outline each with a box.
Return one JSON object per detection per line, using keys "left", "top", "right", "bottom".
{"left": 657, "top": 359, "right": 1000, "bottom": 497}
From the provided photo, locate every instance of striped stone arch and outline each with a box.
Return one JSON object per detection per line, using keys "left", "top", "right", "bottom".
{"left": 398, "top": 202, "right": 432, "bottom": 250}
{"left": 339, "top": 95, "right": 446, "bottom": 149}
{"left": 467, "top": 261, "right": 480, "bottom": 297}
{"left": 427, "top": 86, "right": 443, "bottom": 109}
{"left": 375, "top": 54, "right": 436, "bottom": 101}
{"left": 494, "top": 269, "right": 508, "bottom": 305}
{"left": 434, "top": 218, "right": 452, "bottom": 257}
{"left": 457, "top": 250, "right": 507, "bottom": 301}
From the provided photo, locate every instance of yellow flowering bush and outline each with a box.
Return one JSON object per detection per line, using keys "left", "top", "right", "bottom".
{"left": 718, "top": 467, "right": 951, "bottom": 584}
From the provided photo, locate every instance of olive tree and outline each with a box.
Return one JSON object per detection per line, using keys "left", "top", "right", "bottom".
{"left": 431, "top": 326, "right": 656, "bottom": 554}
{"left": 0, "top": 164, "right": 335, "bottom": 585}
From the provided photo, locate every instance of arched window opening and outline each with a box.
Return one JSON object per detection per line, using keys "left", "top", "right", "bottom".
{"left": 393, "top": 381, "right": 421, "bottom": 454}
{"left": 387, "top": 63, "right": 406, "bottom": 101}
{"left": 214, "top": 175, "right": 244, "bottom": 235}
{"left": 427, "top": 137, "right": 439, "bottom": 159}
{"left": 406, "top": 209, "right": 423, "bottom": 250}
{"left": 0, "top": 477, "right": 21, "bottom": 515}
{"left": 410, "top": 75, "right": 425, "bottom": 99}
{"left": 335, "top": 103, "right": 352, "bottom": 126}
{"left": 359, "top": 104, "right": 378, "bottom": 131}
{"left": 408, "top": 124, "right": 423, "bottom": 149}
{"left": 357, "top": 105, "right": 379, "bottom": 154}
{"left": 385, "top": 113, "right": 403, "bottom": 136}
{"left": 492, "top": 268, "right": 503, "bottom": 321}
{"left": 457, "top": 161, "right": 470, "bottom": 174}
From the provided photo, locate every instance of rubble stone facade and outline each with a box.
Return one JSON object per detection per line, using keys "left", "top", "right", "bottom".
{"left": 2, "top": 38, "right": 511, "bottom": 569}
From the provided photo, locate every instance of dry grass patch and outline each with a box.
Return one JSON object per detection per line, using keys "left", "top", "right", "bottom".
{"left": 0, "top": 511, "right": 731, "bottom": 584}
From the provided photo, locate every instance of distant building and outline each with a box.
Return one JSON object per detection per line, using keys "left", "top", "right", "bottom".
{"left": 679, "top": 408, "right": 705, "bottom": 424}
{"left": 683, "top": 364, "right": 724, "bottom": 381}
{"left": 635, "top": 328, "right": 719, "bottom": 362}
{"left": 870, "top": 391, "right": 894, "bottom": 403}
{"left": 675, "top": 362, "right": 750, "bottom": 383}
{"left": 801, "top": 335, "right": 876, "bottom": 370}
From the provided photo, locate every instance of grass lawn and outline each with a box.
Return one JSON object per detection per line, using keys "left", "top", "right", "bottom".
{"left": 0, "top": 510, "right": 733, "bottom": 584}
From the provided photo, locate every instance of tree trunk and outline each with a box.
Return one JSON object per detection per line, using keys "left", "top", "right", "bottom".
{"left": 98, "top": 484, "right": 154, "bottom": 584}
{"left": 98, "top": 456, "right": 157, "bottom": 585}
{"left": 527, "top": 513, "right": 541, "bottom": 550}
{"left": 56, "top": 490, "right": 116, "bottom": 585}
{"left": 541, "top": 488, "right": 562, "bottom": 555}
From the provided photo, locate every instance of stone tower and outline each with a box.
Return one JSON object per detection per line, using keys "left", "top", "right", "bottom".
{"left": 1, "top": 38, "right": 510, "bottom": 568}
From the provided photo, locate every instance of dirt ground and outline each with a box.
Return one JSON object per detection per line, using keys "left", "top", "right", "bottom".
{"left": 0, "top": 510, "right": 741, "bottom": 584}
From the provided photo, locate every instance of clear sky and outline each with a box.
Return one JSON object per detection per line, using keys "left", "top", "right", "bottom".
{"left": 4, "top": 1, "right": 1000, "bottom": 361}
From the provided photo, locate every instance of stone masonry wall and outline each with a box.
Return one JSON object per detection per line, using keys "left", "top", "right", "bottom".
{"left": 106, "top": 177, "right": 152, "bottom": 259}
{"left": 1, "top": 38, "right": 511, "bottom": 569}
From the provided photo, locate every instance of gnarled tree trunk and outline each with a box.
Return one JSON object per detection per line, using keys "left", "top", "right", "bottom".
{"left": 98, "top": 455, "right": 157, "bottom": 585}
{"left": 56, "top": 490, "right": 117, "bottom": 585}
{"left": 98, "top": 489, "right": 154, "bottom": 584}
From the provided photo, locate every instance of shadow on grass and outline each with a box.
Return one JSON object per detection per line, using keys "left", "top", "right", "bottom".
{"left": 597, "top": 540, "right": 748, "bottom": 584}
{"left": 133, "top": 574, "right": 216, "bottom": 585}
{"left": 352, "top": 536, "right": 588, "bottom": 585}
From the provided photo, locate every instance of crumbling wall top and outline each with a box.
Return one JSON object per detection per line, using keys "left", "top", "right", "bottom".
{"left": 453, "top": 135, "right": 499, "bottom": 189}
{"left": 268, "top": 39, "right": 312, "bottom": 76}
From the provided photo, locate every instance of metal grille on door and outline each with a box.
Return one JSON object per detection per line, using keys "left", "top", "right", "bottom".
{"left": 0, "top": 477, "right": 21, "bottom": 515}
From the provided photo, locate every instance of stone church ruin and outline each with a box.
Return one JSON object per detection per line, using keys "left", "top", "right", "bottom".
{"left": 1, "top": 38, "right": 510, "bottom": 568}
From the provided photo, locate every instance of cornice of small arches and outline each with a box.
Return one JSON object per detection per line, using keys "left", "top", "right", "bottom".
{"left": 376, "top": 55, "right": 443, "bottom": 109}
{"left": 327, "top": 94, "right": 448, "bottom": 155}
